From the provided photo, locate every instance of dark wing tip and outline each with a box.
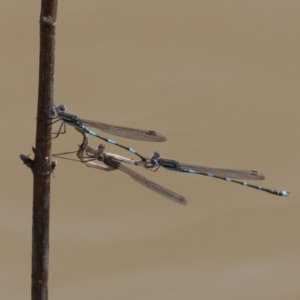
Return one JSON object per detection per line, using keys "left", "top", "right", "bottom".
{"left": 178, "top": 197, "right": 188, "bottom": 205}
{"left": 147, "top": 131, "right": 167, "bottom": 142}
{"left": 250, "top": 170, "right": 265, "bottom": 180}
{"left": 147, "top": 130, "right": 157, "bottom": 136}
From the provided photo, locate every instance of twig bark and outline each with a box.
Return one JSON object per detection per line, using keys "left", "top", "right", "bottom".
{"left": 27, "top": 1, "right": 58, "bottom": 299}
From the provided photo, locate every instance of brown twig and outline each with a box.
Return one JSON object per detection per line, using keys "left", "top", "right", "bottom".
{"left": 20, "top": 1, "right": 58, "bottom": 299}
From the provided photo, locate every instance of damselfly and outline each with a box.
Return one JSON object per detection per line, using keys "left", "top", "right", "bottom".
{"left": 50, "top": 104, "right": 166, "bottom": 162}
{"left": 75, "top": 128, "right": 187, "bottom": 205}
{"left": 135, "top": 151, "right": 290, "bottom": 197}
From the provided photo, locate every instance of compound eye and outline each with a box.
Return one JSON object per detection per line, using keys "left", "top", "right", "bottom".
{"left": 50, "top": 108, "right": 57, "bottom": 117}
{"left": 153, "top": 151, "right": 160, "bottom": 158}
{"left": 150, "top": 157, "right": 159, "bottom": 166}
{"left": 60, "top": 104, "right": 66, "bottom": 112}
{"left": 98, "top": 144, "right": 105, "bottom": 152}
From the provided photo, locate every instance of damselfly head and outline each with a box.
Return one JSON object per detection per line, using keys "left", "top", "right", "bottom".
{"left": 50, "top": 104, "right": 66, "bottom": 117}
{"left": 50, "top": 108, "right": 57, "bottom": 117}
{"left": 93, "top": 144, "right": 105, "bottom": 161}
{"left": 150, "top": 151, "right": 160, "bottom": 165}
{"left": 153, "top": 151, "right": 160, "bottom": 158}
{"left": 59, "top": 104, "right": 67, "bottom": 112}
{"left": 98, "top": 144, "right": 105, "bottom": 153}
{"left": 150, "top": 157, "right": 159, "bottom": 166}
{"left": 150, "top": 151, "right": 161, "bottom": 165}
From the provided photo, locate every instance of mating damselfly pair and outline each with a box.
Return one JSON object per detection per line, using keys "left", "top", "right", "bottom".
{"left": 51, "top": 104, "right": 290, "bottom": 204}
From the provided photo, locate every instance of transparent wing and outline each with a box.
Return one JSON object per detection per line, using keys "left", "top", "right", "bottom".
{"left": 179, "top": 163, "right": 265, "bottom": 180}
{"left": 160, "top": 159, "right": 265, "bottom": 180}
{"left": 105, "top": 158, "right": 187, "bottom": 205}
{"left": 81, "top": 118, "right": 166, "bottom": 142}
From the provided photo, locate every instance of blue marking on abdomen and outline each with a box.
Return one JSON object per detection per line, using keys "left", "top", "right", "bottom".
{"left": 129, "top": 148, "right": 136, "bottom": 154}
{"left": 108, "top": 139, "right": 116, "bottom": 144}
{"left": 88, "top": 130, "right": 97, "bottom": 136}
{"left": 82, "top": 126, "right": 97, "bottom": 136}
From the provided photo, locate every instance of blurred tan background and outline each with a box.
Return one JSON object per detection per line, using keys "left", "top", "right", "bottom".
{"left": 2, "top": 1, "right": 300, "bottom": 299}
